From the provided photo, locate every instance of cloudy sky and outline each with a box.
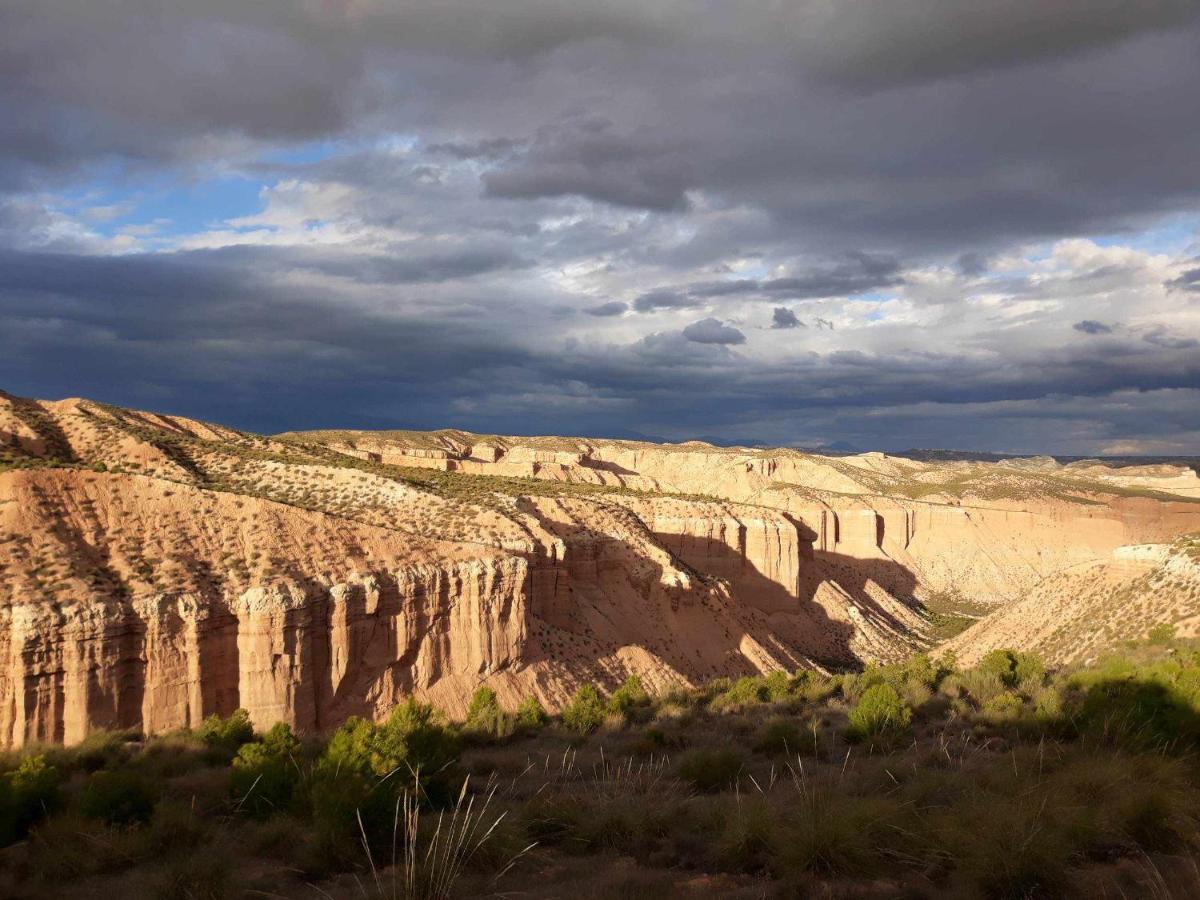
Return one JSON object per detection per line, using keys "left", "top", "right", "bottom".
{"left": 2, "top": 1, "right": 1199, "bottom": 453}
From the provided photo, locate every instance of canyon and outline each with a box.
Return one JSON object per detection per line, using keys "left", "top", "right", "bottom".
{"left": 2, "top": 389, "right": 1199, "bottom": 747}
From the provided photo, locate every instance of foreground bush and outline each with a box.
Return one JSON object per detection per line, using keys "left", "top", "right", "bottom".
{"left": 848, "top": 684, "right": 911, "bottom": 745}
{"left": 515, "top": 695, "right": 548, "bottom": 730}
{"left": 562, "top": 684, "right": 607, "bottom": 733}
{"left": 81, "top": 769, "right": 156, "bottom": 825}
{"left": 608, "top": 675, "right": 651, "bottom": 720}
{"left": 465, "top": 686, "right": 512, "bottom": 738}
{"left": 231, "top": 722, "right": 302, "bottom": 818}
{"left": 196, "top": 708, "right": 255, "bottom": 759}
{"left": 310, "top": 699, "right": 459, "bottom": 850}
{"left": 975, "top": 649, "right": 1045, "bottom": 689}
{"left": 0, "top": 755, "right": 61, "bottom": 845}
{"left": 679, "top": 748, "right": 744, "bottom": 792}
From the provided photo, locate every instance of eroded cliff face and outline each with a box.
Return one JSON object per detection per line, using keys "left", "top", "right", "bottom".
{"left": 0, "top": 469, "right": 533, "bottom": 745}
{"left": 0, "top": 466, "right": 933, "bottom": 746}
{"left": 4, "top": 390, "right": 1200, "bottom": 747}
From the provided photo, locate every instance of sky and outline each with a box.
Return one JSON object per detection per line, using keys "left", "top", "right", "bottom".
{"left": 1, "top": 1, "right": 1199, "bottom": 454}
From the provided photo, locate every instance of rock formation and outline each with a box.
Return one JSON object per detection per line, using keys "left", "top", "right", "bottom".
{"left": 2, "top": 389, "right": 1199, "bottom": 746}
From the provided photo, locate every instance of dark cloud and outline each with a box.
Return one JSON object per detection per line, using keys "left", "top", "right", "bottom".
{"left": 290, "top": 247, "right": 533, "bottom": 284}
{"left": 761, "top": 254, "right": 904, "bottom": 298}
{"left": 1144, "top": 327, "right": 1200, "bottom": 350}
{"left": 682, "top": 318, "right": 746, "bottom": 345}
{"left": 585, "top": 301, "right": 627, "bottom": 317}
{"left": 426, "top": 137, "right": 521, "bottom": 160}
{"left": 633, "top": 289, "right": 702, "bottom": 312}
{"left": 1, "top": 242, "right": 1197, "bottom": 451}
{"left": 483, "top": 120, "right": 696, "bottom": 211}
{"left": 957, "top": 252, "right": 989, "bottom": 277}
{"left": 771, "top": 307, "right": 803, "bottom": 329}
{"left": 0, "top": 3, "right": 1199, "bottom": 452}
{"left": 1168, "top": 266, "right": 1200, "bottom": 293}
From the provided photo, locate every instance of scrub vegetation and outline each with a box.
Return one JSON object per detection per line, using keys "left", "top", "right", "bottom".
{"left": 5, "top": 634, "right": 1200, "bottom": 897}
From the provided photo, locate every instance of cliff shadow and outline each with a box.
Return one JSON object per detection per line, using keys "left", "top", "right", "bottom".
{"left": 802, "top": 551, "right": 922, "bottom": 660}
{"left": 515, "top": 516, "right": 870, "bottom": 689}
{"left": 658, "top": 533, "right": 922, "bottom": 669}
{"left": 579, "top": 457, "right": 640, "bottom": 476}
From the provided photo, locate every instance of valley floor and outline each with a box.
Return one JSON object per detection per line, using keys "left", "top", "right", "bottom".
{"left": 4, "top": 637, "right": 1200, "bottom": 898}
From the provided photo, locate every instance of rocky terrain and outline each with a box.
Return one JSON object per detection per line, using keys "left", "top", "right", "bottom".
{"left": 3, "top": 388, "right": 1199, "bottom": 748}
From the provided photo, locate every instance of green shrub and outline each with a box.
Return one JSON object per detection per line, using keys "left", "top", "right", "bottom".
{"left": 1032, "top": 685, "right": 1065, "bottom": 722}
{"left": 957, "top": 668, "right": 1007, "bottom": 706}
{"left": 562, "top": 684, "right": 607, "bottom": 733}
{"left": 980, "top": 691, "right": 1025, "bottom": 723}
{"left": 847, "top": 684, "right": 911, "bottom": 745}
{"left": 678, "top": 748, "right": 744, "bottom": 792}
{"left": 319, "top": 700, "right": 457, "bottom": 780}
{"left": 0, "top": 755, "right": 62, "bottom": 845}
{"left": 794, "top": 672, "right": 838, "bottom": 703}
{"left": 62, "top": 729, "right": 137, "bottom": 772}
{"left": 1148, "top": 623, "right": 1178, "bottom": 645}
{"left": 465, "top": 686, "right": 511, "bottom": 738}
{"left": 515, "top": 695, "right": 548, "bottom": 730}
{"left": 311, "top": 701, "right": 459, "bottom": 851}
{"left": 975, "top": 649, "right": 1045, "bottom": 690}
{"left": 231, "top": 723, "right": 301, "bottom": 818}
{"left": 196, "top": 709, "right": 255, "bottom": 758}
{"left": 711, "top": 676, "right": 769, "bottom": 711}
{"left": 753, "top": 717, "right": 809, "bottom": 755}
{"left": 608, "top": 675, "right": 651, "bottom": 719}
{"left": 897, "top": 654, "right": 936, "bottom": 689}
{"left": 80, "top": 769, "right": 156, "bottom": 825}
{"left": 764, "top": 670, "right": 793, "bottom": 701}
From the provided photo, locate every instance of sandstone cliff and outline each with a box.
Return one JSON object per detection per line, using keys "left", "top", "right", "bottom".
{"left": 3, "top": 389, "right": 1200, "bottom": 746}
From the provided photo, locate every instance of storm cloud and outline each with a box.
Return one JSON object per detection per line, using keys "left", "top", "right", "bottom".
{"left": 0, "top": 1, "right": 1198, "bottom": 453}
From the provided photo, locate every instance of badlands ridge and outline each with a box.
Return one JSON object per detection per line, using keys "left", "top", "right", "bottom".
{"left": 1, "top": 389, "right": 1198, "bottom": 748}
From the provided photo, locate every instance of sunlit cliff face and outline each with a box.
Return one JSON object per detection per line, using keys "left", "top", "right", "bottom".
{"left": 1, "top": 2, "right": 1199, "bottom": 452}
{"left": 3, "top": 389, "right": 1200, "bottom": 746}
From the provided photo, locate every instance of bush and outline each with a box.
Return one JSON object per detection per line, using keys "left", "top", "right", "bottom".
{"left": 80, "top": 769, "right": 157, "bottom": 825}
{"left": 1148, "top": 623, "right": 1178, "bottom": 645}
{"left": 0, "top": 755, "right": 62, "bottom": 845}
{"left": 231, "top": 723, "right": 301, "bottom": 818}
{"left": 465, "top": 687, "right": 511, "bottom": 738}
{"left": 711, "top": 676, "right": 769, "bottom": 711}
{"left": 515, "top": 695, "right": 548, "bottom": 730}
{"left": 196, "top": 709, "right": 255, "bottom": 758}
{"left": 764, "top": 670, "right": 793, "bottom": 701}
{"left": 63, "top": 729, "right": 137, "bottom": 772}
{"left": 847, "top": 684, "right": 911, "bottom": 745}
{"left": 562, "top": 684, "right": 607, "bottom": 734}
{"left": 980, "top": 691, "right": 1025, "bottom": 723}
{"left": 608, "top": 675, "right": 651, "bottom": 719}
{"left": 957, "top": 668, "right": 1007, "bottom": 706}
{"left": 794, "top": 672, "right": 838, "bottom": 703}
{"left": 975, "top": 649, "right": 1045, "bottom": 690}
{"left": 311, "top": 701, "right": 459, "bottom": 852}
{"left": 679, "top": 748, "right": 744, "bottom": 792}
{"left": 319, "top": 700, "right": 457, "bottom": 780}
{"left": 753, "top": 717, "right": 809, "bottom": 755}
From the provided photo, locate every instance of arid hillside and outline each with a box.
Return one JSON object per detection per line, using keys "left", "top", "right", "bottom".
{"left": 3, "top": 389, "right": 1199, "bottom": 748}
{"left": 946, "top": 534, "right": 1200, "bottom": 665}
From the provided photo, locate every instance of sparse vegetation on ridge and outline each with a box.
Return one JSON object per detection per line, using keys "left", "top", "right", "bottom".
{"left": 6, "top": 637, "right": 1200, "bottom": 897}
